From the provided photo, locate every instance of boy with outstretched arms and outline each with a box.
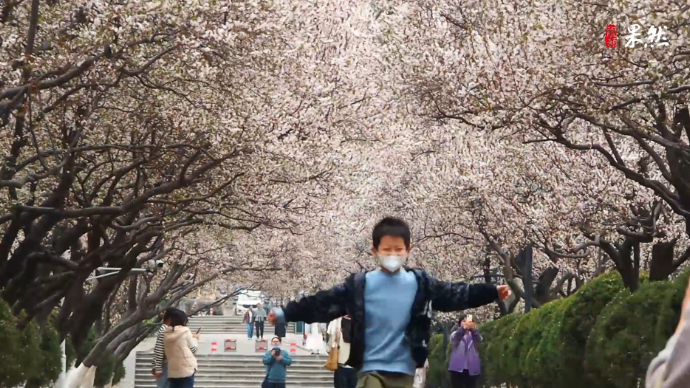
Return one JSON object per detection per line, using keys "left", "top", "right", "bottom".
{"left": 268, "top": 217, "right": 510, "bottom": 388}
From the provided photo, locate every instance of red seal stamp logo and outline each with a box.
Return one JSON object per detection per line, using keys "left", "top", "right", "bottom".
{"left": 605, "top": 24, "right": 618, "bottom": 48}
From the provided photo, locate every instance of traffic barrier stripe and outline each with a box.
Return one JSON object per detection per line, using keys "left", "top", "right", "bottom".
{"left": 224, "top": 339, "right": 237, "bottom": 351}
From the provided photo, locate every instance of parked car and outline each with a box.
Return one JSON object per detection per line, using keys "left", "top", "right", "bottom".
{"left": 235, "top": 290, "right": 263, "bottom": 315}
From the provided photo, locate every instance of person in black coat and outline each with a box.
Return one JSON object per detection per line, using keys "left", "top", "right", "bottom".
{"left": 274, "top": 305, "right": 287, "bottom": 339}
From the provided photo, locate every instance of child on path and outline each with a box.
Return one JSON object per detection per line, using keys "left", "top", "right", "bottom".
{"left": 268, "top": 217, "right": 510, "bottom": 388}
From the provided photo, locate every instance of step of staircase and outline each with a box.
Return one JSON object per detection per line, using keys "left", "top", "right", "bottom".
{"left": 135, "top": 354, "right": 332, "bottom": 388}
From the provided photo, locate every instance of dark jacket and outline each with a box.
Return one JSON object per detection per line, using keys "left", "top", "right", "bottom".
{"left": 243, "top": 310, "right": 255, "bottom": 324}
{"left": 275, "top": 321, "right": 287, "bottom": 337}
{"left": 282, "top": 267, "right": 498, "bottom": 370}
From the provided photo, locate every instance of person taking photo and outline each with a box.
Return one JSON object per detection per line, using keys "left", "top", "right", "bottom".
{"left": 262, "top": 336, "right": 293, "bottom": 388}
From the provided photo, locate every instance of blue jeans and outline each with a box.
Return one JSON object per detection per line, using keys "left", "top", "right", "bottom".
{"left": 156, "top": 363, "right": 169, "bottom": 388}
{"left": 169, "top": 374, "right": 194, "bottom": 388}
{"left": 247, "top": 323, "right": 254, "bottom": 339}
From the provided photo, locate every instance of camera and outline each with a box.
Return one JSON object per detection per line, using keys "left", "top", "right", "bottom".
{"left": 273, "top": 348, "right": 281, "bottom": 356}
{"left": 144, "top": 259, "right": 165, "bottom": 271}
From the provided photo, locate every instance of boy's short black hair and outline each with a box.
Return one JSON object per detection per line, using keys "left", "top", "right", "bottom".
{"left": 372, "top": 217, "right": 411, "bottom": 249}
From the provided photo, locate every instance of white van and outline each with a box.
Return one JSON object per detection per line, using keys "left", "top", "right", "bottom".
{"left": 235, "top": 290, "right": 263, "bottom": 315}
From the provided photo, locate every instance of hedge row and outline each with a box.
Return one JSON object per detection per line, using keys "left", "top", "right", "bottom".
{"left": 0, "top": 299, "right": 125, "bottom": 388}
{"left": 478, "top": 270, "right": 690, "bottom": 388}
{"left": 0, "top": 300, "right": 62, "bottom": 388}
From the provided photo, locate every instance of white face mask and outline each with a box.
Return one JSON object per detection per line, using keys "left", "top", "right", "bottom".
{"left": 379, "top": 255, "right": 406, "bottom": 272}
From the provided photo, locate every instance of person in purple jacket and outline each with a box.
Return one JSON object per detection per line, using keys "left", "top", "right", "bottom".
{"left": 448, "top": 315, "right": 482, "bottom": 388}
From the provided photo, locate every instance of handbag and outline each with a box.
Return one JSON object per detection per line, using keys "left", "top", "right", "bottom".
{"left": 261, "top": 361, "right": 274, "bottom": 388}
{"left": 324, "top": 328, "right": 340, "bottom": 371}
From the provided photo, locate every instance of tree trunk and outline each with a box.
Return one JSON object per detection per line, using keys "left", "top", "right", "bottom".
{"left": 649, "top": 240, "right": 678, "bottom": 281}
{"left": 80, "top": 311, "right": 142, "bottom": 367}
{"left": 65, "top": 364, "right": 96, "bottom": 388}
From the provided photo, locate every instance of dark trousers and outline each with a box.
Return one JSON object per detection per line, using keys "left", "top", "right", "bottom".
{"left": 450, "top": 371, "right": 477, "bottom": 388}
{"left": 265, "top": 383, "right": 286, "bottom": 388}
{"left": 255, "top": 320, "right": 265, "bottom": 339}
{"left": 334, "top": 366, "right": 357, "bottom": 388}
{"left": 168, "top": 374, "right": 194, "bottom": 388}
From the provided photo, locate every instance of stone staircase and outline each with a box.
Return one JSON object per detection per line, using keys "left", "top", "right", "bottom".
{"left": 134, "top": 353, "right": 332, "bottom": 388}
{"left": 187, "top": 315, "right": 296, "bottom": 334}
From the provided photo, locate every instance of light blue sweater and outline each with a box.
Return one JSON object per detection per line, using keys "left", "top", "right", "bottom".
{"left": 361, "top": 268, "right": 418, "bottom": 376}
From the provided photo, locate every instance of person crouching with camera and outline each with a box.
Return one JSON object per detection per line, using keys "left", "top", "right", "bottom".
{"left": 262, "top": 337, "right": 293, "bottom": 388}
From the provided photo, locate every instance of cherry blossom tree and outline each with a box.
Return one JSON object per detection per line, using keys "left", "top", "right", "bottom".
{"left": 364, "top": 0, "right": 690, "bottom": 293}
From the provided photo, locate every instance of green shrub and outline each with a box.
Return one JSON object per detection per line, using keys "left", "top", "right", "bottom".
{"left": 94, "top": 351, "right": 117, "bottom": 388}
{"left": 0, "top": 300, "right": 60, "bottom": 388}
{"left": 478, "top": 313, "right": 521, "bottom": 387}
{"left": 74, "top": 326, "right": 97, "bottom": 367}
{"left": 0, "top": 299, "right": 24, "bottom": 388}
{"left": 526, "top": 298, "right": 570, "bottom": 388}
{"left": 654, "top": 268, "right": 690, "bottom": 349}
{"left": 547, "top": 272, "right": 625, "bottom": 388}
{"left": 477, "top": 271, "right": 685, "bottom": 388}
{"left": 427, "top": 333, "right": 446, "bottom": 388}
{"left": 25, "top": 325, "right": 63, "bottom": 388}
{"left": 65, "top": 335, "right": 76, "bottom": 369}
{"left": 0, "top": 308, "right": 42, "bottom": 388}
{"left": 112, "top": 362, "right": 126, "bottom": 386}
{"left": 67, "top": 326, "right": 123, "bottom": 388}
{"left": 585, "top": 280, "right": 676, "bottom": 388}
{"left": 17, "top": 319, "right": 43, "bottom": 377}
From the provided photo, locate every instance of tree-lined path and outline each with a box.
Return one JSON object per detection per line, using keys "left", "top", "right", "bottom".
{"left": 0, "top": 0, "right": 688, "bottom": 387}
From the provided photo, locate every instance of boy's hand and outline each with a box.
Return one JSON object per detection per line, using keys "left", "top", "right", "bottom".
{"left": 267, "top": 311, "right": 276, "bottom": 325}
{"left": 497, "top": 285, "right": 511, "bottom": 300}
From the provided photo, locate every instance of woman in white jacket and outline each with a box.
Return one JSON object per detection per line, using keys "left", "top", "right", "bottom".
{"left": 160, "top": 309, "right": 199, "bottom": 388}
{"left": 305, "top": 322, "right": 325, "bottom": 354}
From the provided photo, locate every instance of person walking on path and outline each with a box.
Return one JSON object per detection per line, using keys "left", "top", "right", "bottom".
{"left": 262, "top": 336, "right": 293, "bottom": 388}
{"left": 647, "top": 277, "right": 690, "bottom": 387}
{"left": 255, "top": 303, "right": 267, "bottom": 340}
{"left": 243, "top": 306, "right": 255, "bottom": 340}
{"left": 274, "top": 305, "right": 287, "bottom": 340}
{"left": 305, "top": 322, "right": 325, "bottom": 354}
{"left": 328, "top": 316, "right": 357, "bottom": 388}
{"left": 157, "top": 309, "right": 199, "bottom": 388}
{"left": 448, "top": 315, "right": 482, "bottom": 388}
{"left": 152, "top": 309, "right": 177, "bottom": 388}
{"left": 268, "top": 217, "right": 511, "bottom": 388}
